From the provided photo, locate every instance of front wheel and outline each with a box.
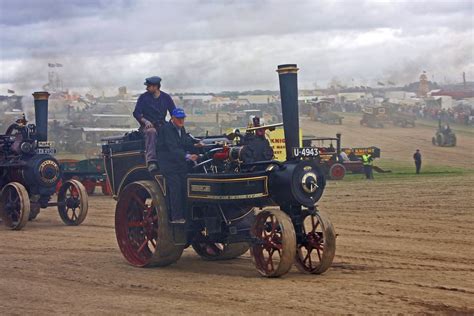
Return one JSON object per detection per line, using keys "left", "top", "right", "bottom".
{"left": 57, "top": 179, "right": 89, "bottom": 226}
{"left": 0, "top": 182, "right": 30, "bottom": 230}
{"left": 295, "top": 211, "right": 336, "bottom": 274}
{"left": 250, "top": 208, "right": 296, "bottom": 277}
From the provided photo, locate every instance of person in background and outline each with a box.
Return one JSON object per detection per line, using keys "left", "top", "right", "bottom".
{"left": 339, "top": 150, "right": 350, "bottom": 162}
{"left": 362, "top": 153, "right": 374, "bottom": 179}
{"left": 413, "top": 149, "right": 422, "bottom": 174}
{"left": 133, "top": 76, "right": 176, "bottom": 172}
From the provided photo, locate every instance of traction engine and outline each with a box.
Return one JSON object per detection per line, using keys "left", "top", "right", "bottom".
{"left": 104, "top": 65, "right": 336, "bottom": 277}
{"left": 0, "top": 92, "right": 88, "bottom": 230}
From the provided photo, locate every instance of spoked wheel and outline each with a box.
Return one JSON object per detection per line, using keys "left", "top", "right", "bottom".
{"left": 57, "top": 179, "right": 89, "bottom": 226}
{"left": 0, "top": 182, "right": 31, "bottom": 230}
{"left": 192, "top": 232, "right": 249, "bottom": 261}
{"left": 115, "top": 181, "right": 183, "bottom": 267}
{"left": 329, "top": 163, "right": 346, "bottom": 180}
{"left": 295, "top": 210, "right": 336, "bottom": 274}
{"left": 250, "top": 209, "right": 296, "bottom": 277}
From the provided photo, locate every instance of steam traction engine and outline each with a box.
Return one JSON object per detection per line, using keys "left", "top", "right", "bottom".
{"left": 0, "top": 92, "right": 88, "bottom": 230}
{"left": 104, "top": 65, "right": 336, "bottom": 277}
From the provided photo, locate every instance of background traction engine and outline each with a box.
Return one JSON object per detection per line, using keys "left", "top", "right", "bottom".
{"left": 105, "top": 65, "right": 336, "bottom": 277}
{"left": 432, "top": 119, "right": 456, "bottom": 147}
{"left": 0, "top": 92, "right": 88, "bottom": 230}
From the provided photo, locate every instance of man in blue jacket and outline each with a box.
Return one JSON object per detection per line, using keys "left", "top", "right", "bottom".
{"left": 157, "top": 108, "right": 198, "bottom": 223}
{"left": 133, "top": 76, "right": 176, "bottom": 172}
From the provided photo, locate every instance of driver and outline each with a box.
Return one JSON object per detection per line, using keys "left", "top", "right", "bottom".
{"left": 156, "top": 108, "right": 199, "bottom": 224}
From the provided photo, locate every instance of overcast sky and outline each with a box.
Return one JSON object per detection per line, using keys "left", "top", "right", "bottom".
{"left": 0, "top": 0, "right": 472, "bottom": 95}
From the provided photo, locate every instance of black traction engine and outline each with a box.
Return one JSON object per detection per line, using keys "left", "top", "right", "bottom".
{"left": 104, "top": 64, "right": 336, "bottom": 277}
{"left": 0, "top": 92, "right": 88, "bottom": 230}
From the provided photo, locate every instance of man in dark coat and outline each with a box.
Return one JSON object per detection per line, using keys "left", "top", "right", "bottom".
{"left": 156, "top": 108, "right": 198, "bottom": 223}
{"left": 133, "top": 76, "right": 176, "bottom": 172}
{"left": 413, "top": 149, "right": 422, "bottom": 174}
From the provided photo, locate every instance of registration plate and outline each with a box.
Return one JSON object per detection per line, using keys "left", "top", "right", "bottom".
{"left": 292, "top": 147, "right": 319, "bottom": 158}
{"left": 36, "top": 148, "right": 56, "bottom": 155}
{"left": 38, "top": 141, "right": 55, "bottom": 147}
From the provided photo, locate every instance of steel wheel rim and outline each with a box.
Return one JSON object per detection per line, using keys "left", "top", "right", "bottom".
{"left": 116, "top": 185, "right": 159, "bottom": 267}
{"left": 252, "top": 213, "right": 283, "bottom": 275}
{"left": 62, "top": 183, "right": 81, "bottom": 223}
{"left": 296, "top": 213, "right": 325, "bottom": 272}
{"left": 2, "top": 186, "right": 21, "bottom": 228}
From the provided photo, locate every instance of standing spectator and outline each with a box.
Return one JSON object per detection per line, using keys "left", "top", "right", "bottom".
{"left": 413, "top": 149, "right": 422, "bottom": 174}
{"left": 362, "top": 153, "right": 374, "bottom": 179}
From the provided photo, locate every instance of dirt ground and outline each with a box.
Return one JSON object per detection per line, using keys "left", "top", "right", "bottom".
{"left": 1, "top": 114, "right": 473, "bottom": 315}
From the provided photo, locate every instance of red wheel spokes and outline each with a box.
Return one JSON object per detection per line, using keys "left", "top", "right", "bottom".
{"left": 130, "top": 192, "right": 147, "bottom": 210}
{"left": 67, "top": 185, "right": 79, "bottom": 199}
{"left": 300, "top": 214, "right": 325, "bottom": 270}
{"left": 137, "top": 238, "right": 150, "bottom": 254}
{"left": 128, "top": 221, "right": 145, "bottom": 228}
{"left": 255, "top": 213, "right": 283, "bottom": 274}
{"left": 127, "top": 198, "right": 157, "bottom": 257}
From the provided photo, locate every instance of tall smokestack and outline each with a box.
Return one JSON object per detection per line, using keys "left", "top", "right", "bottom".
{"left": 277, "top": 64, "right": 299, "bottom": 160}
{"left": 32, "top": 91, "right": 50, "bottom": 142}
{"left": 463, "top": 72, "right": 466, "bottom": 88}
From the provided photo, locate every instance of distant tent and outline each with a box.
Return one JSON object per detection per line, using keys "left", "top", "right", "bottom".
{"left": 48, "top": 63, "right": 55, "bottom": 67}
{"left": 377, "top": 81, "right": 385, "bottom": 86}
{"left": 7, "top": 89, "right": 15, "bottom": 94}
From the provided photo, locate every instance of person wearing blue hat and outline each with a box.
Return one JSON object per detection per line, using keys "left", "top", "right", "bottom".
{"left": 156, "top": 107, "right": 199, "bottom": 224}
{"left": 133, "top": 76, "right": 176, "bottom": 172}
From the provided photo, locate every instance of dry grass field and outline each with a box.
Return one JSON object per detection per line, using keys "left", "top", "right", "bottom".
{"left": 1, "top": 113, "right": 473, "bottom": 315}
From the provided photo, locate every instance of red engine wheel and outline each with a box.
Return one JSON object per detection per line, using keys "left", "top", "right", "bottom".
{"left": 295, "top": 211, "right": 336, "bottom": 274}
{"left": 329, "top": 163, "right": 346, "bottom": 180}
{"left": 57, "top": 179, "right": 89, "bottom": 226}
{"left": 250, "top": 209, "right": 296, "bottom": 277}
{"left": 115, "top": 181, "right": 183, "bottom": 267}
{"left": 0, "top": 182, "right": 31, "bottom": 230}
{"left": 82, "top": 179, "right": 96, "bottom": 195}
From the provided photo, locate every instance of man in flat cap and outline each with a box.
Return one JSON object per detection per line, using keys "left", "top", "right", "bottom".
{"left": 133, "top": 76, "right": 176, "bottom": 172}
{"left": 157, "top": 108, "right": 199, "bottom": 223}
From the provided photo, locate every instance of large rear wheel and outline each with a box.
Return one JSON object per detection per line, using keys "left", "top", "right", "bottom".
{"left": 57, "top": 179, "right": 89, "bottom": 226}
{"left": 295, "top": 210, "right": 336, "bottom": 274}
{"left": 115, "top": 181, "right": 183, "bottom": 267}
{"left": 250, "top": 208, "right": 296, "bottom": 277}
{"left": 0, "top": 182, "right": 30, "bottom": 230}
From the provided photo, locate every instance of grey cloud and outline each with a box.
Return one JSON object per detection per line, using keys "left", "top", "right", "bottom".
{"left": 0, "top": 0, "right": 472, "bottom": 93}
